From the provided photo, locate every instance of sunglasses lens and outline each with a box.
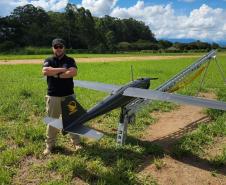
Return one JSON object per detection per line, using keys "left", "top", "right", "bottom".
{"left": 54, "top": 45, "right": 63, "bottom": 49}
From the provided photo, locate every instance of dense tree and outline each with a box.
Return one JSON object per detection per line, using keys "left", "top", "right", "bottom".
{"left": 211, "top": 42, "right": 219, "bottom": 49}
{"left": 10, "top": 4, "right": 49, "bottom": 46}
{"left": 46, "top": 11, "right": 67, "bottom": 45}
{"left": 158, "top": 40, "right": 173, "bottom": 49}
{"left": 76, "top": 7, "right": 99, "bottom": 49}
{"left": 65, "top": 3, "right": 78, "bottom": 48}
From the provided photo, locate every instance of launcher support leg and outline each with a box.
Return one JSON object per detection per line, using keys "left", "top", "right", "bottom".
{"left": 116, "top": 108, "right": 129, "bottom": 145}
{"left": 214, "top": 58, "right": 226, "bottom": 84}
{"left": 196, "top": 61, "right": 210, "bottom": 96}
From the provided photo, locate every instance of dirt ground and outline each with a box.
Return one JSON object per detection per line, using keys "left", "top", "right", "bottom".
{"left": 139, "top": 92, "right": 226, "bottom": 185}
{"left": 0, "top": 55, "right": 197, "bottom": 65}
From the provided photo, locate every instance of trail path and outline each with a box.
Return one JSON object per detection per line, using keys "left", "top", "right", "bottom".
{"left": 0, "top": 55, "right": 197, "bottom": 64}
{"left": 139, "top": 93, "right": 226, "bottom": 185}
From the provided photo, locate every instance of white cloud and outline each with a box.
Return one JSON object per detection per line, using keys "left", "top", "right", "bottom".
{"left": 223, "top": 24, "right": 226, "bottom": 31}
{"left": 0, "top": 0, "right": 21, "bottom": 16}
{"left": 110, "top": 1, "right": 226, "bottom": 41}
{"left": 0, "top": 0, "right": 68, "bottom": 17}
{"left": 78, "top": 0, "right": 118, "bottom": 16}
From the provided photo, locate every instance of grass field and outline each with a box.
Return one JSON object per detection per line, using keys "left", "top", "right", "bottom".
{"left": 0, "top": 53, "right": 226, "bottom": 184}
{"left": 0, "top": 52, "right": 206, "bottom": 60}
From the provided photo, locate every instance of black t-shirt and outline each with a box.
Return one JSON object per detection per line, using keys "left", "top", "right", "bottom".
{"left": 43, "top": 55, "right": 77, "bottom": 97}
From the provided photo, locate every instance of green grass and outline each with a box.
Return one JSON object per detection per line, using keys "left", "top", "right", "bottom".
{"left": 0, "top": 52, "right": 203, "bottom": 60}
{"left": 1, "top": 50, "right": 226, "bottom": 60}
{"left": 0, "top": 53, "right": 226, "bottom": 184}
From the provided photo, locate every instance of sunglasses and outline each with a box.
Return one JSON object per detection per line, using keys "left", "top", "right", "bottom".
{"left": 53, "top": 45, "right": 64, "bottom": 49}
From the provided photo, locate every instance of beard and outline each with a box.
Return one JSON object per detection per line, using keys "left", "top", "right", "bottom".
{"left": 54, "top": 51, "right": 64, "bottom": 58}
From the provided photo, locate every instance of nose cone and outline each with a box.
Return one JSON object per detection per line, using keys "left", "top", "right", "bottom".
{"left": 138, "top": 77, "right": 158, "bottom": 88}
{"left": 137, "top": 77, "right": 151, "bottom": 89}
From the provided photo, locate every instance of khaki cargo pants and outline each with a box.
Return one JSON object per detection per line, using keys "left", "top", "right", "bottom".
{"left": 45, "top": 95, "right": 80, "bottom": 149}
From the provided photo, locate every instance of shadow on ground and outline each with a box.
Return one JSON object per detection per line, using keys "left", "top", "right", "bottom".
{"left": 137, "top": 115, "right": 226, "bottom": 176}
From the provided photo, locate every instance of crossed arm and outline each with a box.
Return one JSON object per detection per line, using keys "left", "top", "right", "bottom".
{"left": 42, "top": 67, "right": 77, "bottom": 78}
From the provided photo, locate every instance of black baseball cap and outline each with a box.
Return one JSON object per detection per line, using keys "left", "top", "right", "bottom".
{"left": 52, "top": 38, "right": 65, "bottom": 47}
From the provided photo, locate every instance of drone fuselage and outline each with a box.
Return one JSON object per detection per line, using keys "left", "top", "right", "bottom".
{"left": 64, "top": 78, "right": 150, "bottom": 131}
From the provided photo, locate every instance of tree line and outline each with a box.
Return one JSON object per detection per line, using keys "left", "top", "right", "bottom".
{"left": 0, "top": 3, "right": 220, "bottom": 53}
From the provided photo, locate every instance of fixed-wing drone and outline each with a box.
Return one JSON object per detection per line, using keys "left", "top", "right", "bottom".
{"left": 44, "top": 50, "right": 226, "bottom": 144}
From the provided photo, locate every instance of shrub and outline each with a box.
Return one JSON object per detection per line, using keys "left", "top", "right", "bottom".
{"left": 0, "top": 41, "right": 16, "bottom": 52}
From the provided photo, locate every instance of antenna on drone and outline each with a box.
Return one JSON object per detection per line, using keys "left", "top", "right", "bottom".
{"left": 131, "top": 65, "right": 134, "bottom": 81}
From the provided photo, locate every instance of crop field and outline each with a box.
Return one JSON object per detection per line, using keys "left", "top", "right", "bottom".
{"left": 0, "top": 52, "right": 226, "bottom": 184}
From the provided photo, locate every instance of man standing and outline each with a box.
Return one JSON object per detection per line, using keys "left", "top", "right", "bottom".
{"left": 42, "top": 38, "right": 81, "bottom": 155}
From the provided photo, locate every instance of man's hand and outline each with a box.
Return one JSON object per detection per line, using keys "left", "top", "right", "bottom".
{"left": 59, "top": 67, "right": 77, "bottom": 78}
{"left": 42, "top": 67, "right": 67, "bottom": 76}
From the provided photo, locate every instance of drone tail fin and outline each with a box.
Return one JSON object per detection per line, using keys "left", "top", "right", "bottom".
{"left": 61, "top": 95, "right": 87, "bottom": 129}
{"left": 61, "top": 95, "right": 103, "bottom": 140}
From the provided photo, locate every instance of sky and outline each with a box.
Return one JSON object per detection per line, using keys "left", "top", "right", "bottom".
{"left": 1, "top": 0, "right": 226, "bottom": 42}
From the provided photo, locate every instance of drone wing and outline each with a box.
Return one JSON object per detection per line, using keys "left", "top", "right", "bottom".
{"left": 43, "top": 116, "right": 103, "bottom": 140}
{"left": 66, "top": 125, "right": 103, "bottom": 140}
{"left": 44, "top": 117, "right": 63, "bottom": 129}
{"left": 123, "top": 87, "right": 226, "bottom": 111}
{"left": 74, "top": 80, "right": 122, "bottom": 94}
